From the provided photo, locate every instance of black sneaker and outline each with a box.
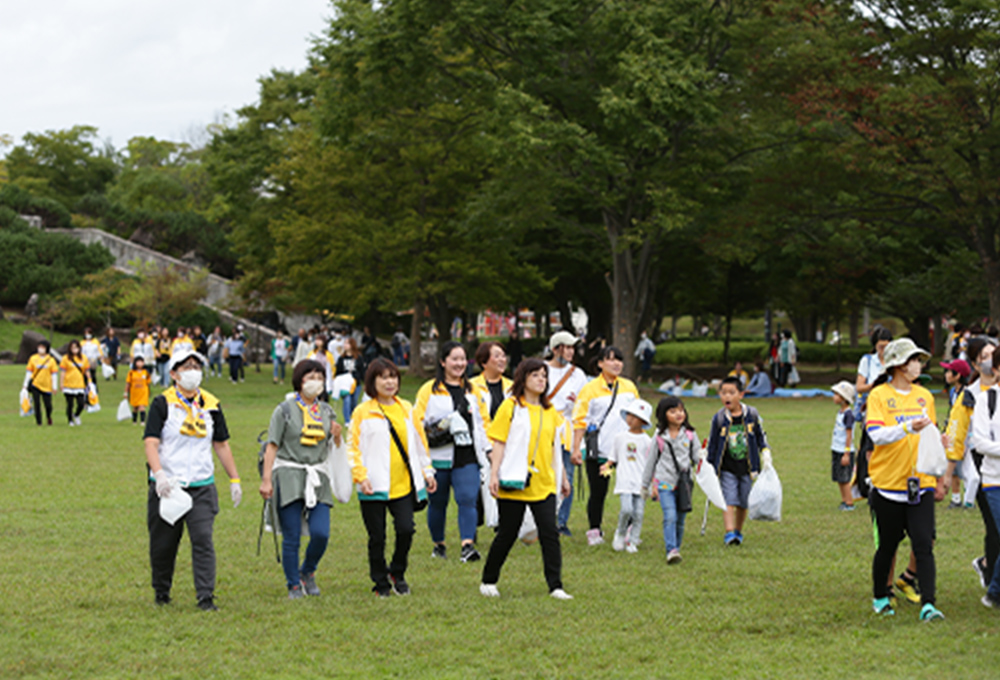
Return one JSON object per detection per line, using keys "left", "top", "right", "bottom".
{"left": 431, "top": 544, "right": 447, "bottom": 559}
{"left": 460, "top": 543, "right": 481, "bottom": 563}
{"left": 558, "top": 525, "right": 572, "bottom": 537}
{"left": 154, "top": 592, "right": 171, "bottom": 606}
{"left": 390, "top": 575, "right": 410, "bottom": 596}
{"left": 373, "top": 585, "right": 393, "bottom": 598}
{"left": 197, "top": 596, "right": 218, "bottom": 611}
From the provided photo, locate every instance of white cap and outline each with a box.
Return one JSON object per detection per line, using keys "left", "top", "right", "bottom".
{"left": 621, "top": 399, "right": 653, "bottom": 425}
{"left": 830, "top": 380, "right": 856, "bottom": 405}
{"left": 881, "top": 338, "right": 930, "bottom": 371}
{"left": 549, "top": 331, "right": 580, "bottom": 351}
{"left": 168, "top": 350, "right": 208, "bottom": 372}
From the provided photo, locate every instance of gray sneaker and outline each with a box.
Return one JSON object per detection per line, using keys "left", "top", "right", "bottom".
{"left": 300, "top": 572, "right": 320, "bottom": 596}
{"left": 288, "top": 584, "right": 305, "bottom": 600}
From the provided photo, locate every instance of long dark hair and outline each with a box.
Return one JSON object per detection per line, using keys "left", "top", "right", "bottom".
{"left": 510, "top": 358, "right": 551, "bottom": 409}
{"left": 432, "top": 340, "right": 471, "bottom": 393}
{"left": 655, "top": 396, "right": 693, "bottom": 435}
{"left": 967, "top": 336, "right": 998, "bottom": 382}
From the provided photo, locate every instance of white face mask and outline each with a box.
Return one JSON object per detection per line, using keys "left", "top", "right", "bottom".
{"left": 302, "top": 379, "right": 325, "bottom": 398}
{"left": 903, "top": 360, "right": 922, "bottom": 382}
{"left": 177, "top": 369, "right": 203, "bottom": 391}
{"left": 981, "top": 358, "right": 993, "bottom": 375}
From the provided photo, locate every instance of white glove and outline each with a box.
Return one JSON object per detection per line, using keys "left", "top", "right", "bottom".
{"left": 154, "top": 470, "right": 171, "bottom": 498}
{"left": 22, "top": 372, "right": 31, "bottom": 389}
{"left": 761, "top": 447, "right": 773, "bottom": 470}
{"left": 230, "top": 481, "right": 243, "bottom": 508}
{"left": 52, "top": 375, "right": 59, "bottom": 391}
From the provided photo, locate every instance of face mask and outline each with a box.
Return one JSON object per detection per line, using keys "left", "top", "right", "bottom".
{"left": 903, "top": 361, "right": 921, "bottom": 382}
{"left": 38, "top": 347, "right": 47, "bottom": 355}
{"left": 981, "top": 358, "right": 994, "bottom": 375}
{"left": 302, "top": 379, "right": 325, "bottom": 398}
{"left": 177, "top": 369, "right": 203, "bottom": 391}
{"left": 85, "top": 333, "right": 92, "bottom": 339}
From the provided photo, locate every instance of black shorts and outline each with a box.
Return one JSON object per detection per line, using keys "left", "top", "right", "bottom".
{"left": 831, "top": 450, "right": 854, "bottom": 484}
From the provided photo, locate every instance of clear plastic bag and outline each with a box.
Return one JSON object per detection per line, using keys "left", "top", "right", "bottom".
{"left": 916, "top": 423, "right": 947, "bottom": 477}
{"left": 748, "top": 462, "right": 782, "bottom": 521}
{"left": 117, "top": 399, "right": 132, "bottom": 422}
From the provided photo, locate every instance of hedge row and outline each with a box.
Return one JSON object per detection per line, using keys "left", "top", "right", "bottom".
{"left": 654, "top": 341, "right": 873, "bottom": 366}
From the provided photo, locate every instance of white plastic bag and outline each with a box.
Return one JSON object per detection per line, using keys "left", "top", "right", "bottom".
{"left": 691, "top": 382, "right": 709, "bottom": 398}
{"left": 748, "top": 462, "right": 782, "bottom": 521}
{"left": 101, "top": 362, "right": 115, "bottom": 380}
{"left": 916, "top": 423, "right": 947, "bottom": 477}
{"left": 695, "top": 458, "right": 726, "bottom": 510}
{"left": 116, "top": 399, "right": 132, "bottom": 422}
{"left": 325, "top": 438, "right": 354, "bottom": 504}
{"left": 151, "top": 369, "right": 160, "bottom": 384}
{"left": 19, "top": 388, "right": 33, "bottom": 417}
{"left": 787, "top": 366, "right": 801, "bottom": 386}
{"left": 159, "top": 483, "right": 193, "bottom": 525}
{"left": 480, "top": 468, "right": 499, "bottom": 528}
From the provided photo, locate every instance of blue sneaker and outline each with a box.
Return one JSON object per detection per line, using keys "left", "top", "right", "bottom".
{"left": 724, "top": 531, "right": 740, "bottom": 546}
{"left": 872, "top": 597, "right": 895, "bottom": 616}
{"left": 920, "top": 603, "right": 945, "bottom": 622}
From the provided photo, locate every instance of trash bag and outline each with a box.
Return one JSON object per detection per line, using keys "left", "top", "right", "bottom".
{"left": 101, "top": 362, "right": 115, "bottom": 380}
{"left": 695, "top": 458, "right": 726, "bottom": 510}
{"left": 916, "top": 423, "right": 947, "bottom": 477}
{"left": 20, "top": 388, "right": 33, "bottom": 417}
{"left": 86, "top": 383, "right": 101, "bottom": 413}
{"left": 325, "top": 438, "right": 353, "bottom": 504}
{"left": 480, "top": 468, "right": 499, "bottom": 528}
{"left": 748, "top": 462, "right": 782, "bottom": 521}
{"left": 691, "top": 382, "right": 709, "bottom": 397}
{"left": 116, "top": 399, "right": 132, "bottom": 422}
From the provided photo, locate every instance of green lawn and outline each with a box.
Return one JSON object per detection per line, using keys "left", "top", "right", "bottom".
{"left": 1, "top": 365, "right": 998, "bottom": 679}
{"left": 0, "top": 318, "right": 76, "bottom": 355}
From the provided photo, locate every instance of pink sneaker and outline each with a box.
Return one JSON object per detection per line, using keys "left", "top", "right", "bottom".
{"left": 586, "top": 529, "right": 604, "bottom": 546}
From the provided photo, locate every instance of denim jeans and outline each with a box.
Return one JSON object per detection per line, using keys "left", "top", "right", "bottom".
{"left": 427, "top": 463, "right": 480, "bottom": 543}
{"left": 658, "top": 488, "right": 687, "bottom": 553}
{"left": 557, "top": 447, "right": 574, "bottom": 528}
{"left": 982, "top": 487, "right": 1000, "bottom": 601}
{"left": 208, "top": 355, "right": 223, "bottom": 377}
{"left": 272, "top": 358, "right": 286, "bottom": 381}
{"left": 277, "top": 500, "right": 331, "bottom": 589}
{"left": 342, "top": 384, "right": 361, "bottom": 423}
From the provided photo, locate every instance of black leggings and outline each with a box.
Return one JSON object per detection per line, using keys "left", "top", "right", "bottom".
{"left": 64, "top": 393, "right": 85, "bottom": 422}
{"left": 586, "top": 458, "right": 610, "bottom": 531}
{"left": 359, "top": 496, "right": 415, "bottom": 591}
{"left": 482, "top": 494, "right": 562, "bottom": 592}
{"left": 30, "top": 386, "right": 52, "bottom": 425}
{"left": 871, "top": 490, "right": 936, "bottom": 604}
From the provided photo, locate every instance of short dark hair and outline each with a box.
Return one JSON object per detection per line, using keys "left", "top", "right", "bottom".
{"left": 364, "top": 358, "right": 400, "bottom": 398}
{"left": 292, "top": 360, "right": 326, "bottom": 392}
{"left": 870, "top": 326, "right": 893, "bottom": 347}
{"left": 510, "top": 358, "right": 551, "bottom": 409}
{"left": 599, "top": 346, "right": 625, "bottom": 362}
{"left": 475, "top": 341, "right": 504, "bottom": 369}
{"left": 720, "top": 375, "right": 744, "bottom": 391}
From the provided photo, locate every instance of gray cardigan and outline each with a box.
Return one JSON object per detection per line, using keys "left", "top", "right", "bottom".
{"left": 641, "top": 428, "right": 700, "bottom": 491}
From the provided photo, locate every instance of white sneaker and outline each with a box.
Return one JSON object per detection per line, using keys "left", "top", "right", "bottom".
{"left": 611, "top": 531, "right": 625, "bottom": 552}
{"left": 479, "top": 583, "right": 500, "bottom": 598}
{"left": 68, "top": 421, "right": 76, "bottom": 427}
{"left": 586, "top": 529, "right": 604, "bottom": 546}
{"left": 625, "top": 543, "right": 638, "bottom": 554}
{"left": 550, "top": 588, "right": 573, "bottom": 600}
{"left": 74, "top": 416, "right": 82, "bottom": 426}
{"left": 667, "top": 549, "right": 682, "bottom": 564}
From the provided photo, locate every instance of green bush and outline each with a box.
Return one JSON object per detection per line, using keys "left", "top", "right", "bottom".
{"left": 173, "top": 306, "right": 223, "bottom": 333}
{"left": 795, "top": 342, "right": 871, "bottom": 365}
{"left": 0, "top": 184, "right": 72, "bottom": 228}
{"left": 653, "top": 340, "right": 873, "bottom": 366}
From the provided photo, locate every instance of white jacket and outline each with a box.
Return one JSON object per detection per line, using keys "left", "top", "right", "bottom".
{"left": 496, "top": 401, "right": 566, "bottom": 492}
{"left": 349, "top": 398, "right": 434, "bottom": 501}
{"left": 969, "top": 387, "right": 1000, "bottom": 488}
{"left": 413, "top": 381, "right": 490, "bottom": 469}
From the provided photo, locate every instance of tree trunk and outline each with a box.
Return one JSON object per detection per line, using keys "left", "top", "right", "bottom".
{"left": 849, "top": 309, "right": 859, "bottom": 348}
{"left": 558, "top": 299, "right": 573, "bottom": 334}
{"left": 604, "top": 209, "right": 656, "bottom": 381}
{"left": 409, "top": 298, "right": 428, "bottom": 378}
{"left": 932, "top": 314, "right": 944, "bottom": 356}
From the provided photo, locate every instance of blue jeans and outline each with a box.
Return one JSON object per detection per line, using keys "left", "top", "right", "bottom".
{"left": 393, "top": 345, "right": 406, "bottom": 366}
{"left": 557, "top": 447, "right": 574, "bottom": 528}
{"left": 208, "top": 355, "right": 222, "bottom": 377}
{"left": 342, "top": 384, "right": 361, "bottom": 422}
{"left": 658, "top": 488, "right": 687, "bottom": 553}
{"left": 272, "top": 358, "right": 286, "bottom": 381}
{"left": 277, "top": 501, "right": 331, "bottom": 589}
{"left": 983, "top": 487, "right": 1000, "bottom": 601}
{"left": 427, "top": 463, "right": 480, "bottom": 544}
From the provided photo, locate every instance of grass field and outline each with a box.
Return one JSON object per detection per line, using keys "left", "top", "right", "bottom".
{"left": 2, "top": 365, "right": 999, "bottom": 679}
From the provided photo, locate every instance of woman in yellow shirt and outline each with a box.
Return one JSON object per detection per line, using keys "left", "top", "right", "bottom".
{"left": 125, "top": 357, "right": 153, "bottom": 425}
{"left": 23, "top": 340, "right": 59, "bottom": 426}
{"left": 59, "top": 340, "right": 91, "bottom": 426}
{"left": 480, "top": 358, "right": 572, "bottom": 600}
{"left": 865, "top": 338, "right": 945, "bottom": 621}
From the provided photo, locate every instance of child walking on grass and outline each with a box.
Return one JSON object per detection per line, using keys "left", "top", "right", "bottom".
{"left": 641, "top": 396, "right": 700, "bottom": 564}
{"left": 830, "top": 381, "right": 857, "bottom": 511}
{"left": 125, "top": 357, "right": 152, "bottom": 425}
{"left": 601, "top": 400, "right": 653, "bottom": 553}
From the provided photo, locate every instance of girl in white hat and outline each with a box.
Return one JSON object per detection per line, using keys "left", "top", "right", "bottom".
{"left": 601, "top": 399, "right": 653, "bottom": 552}
{"left": 830, "top": 381, "right": 858, "bottom": 511}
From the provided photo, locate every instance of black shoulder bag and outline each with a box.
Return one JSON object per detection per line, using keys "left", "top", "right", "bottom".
{"left": 379, "top": 404, "right": 428, "bottom": 511}
{"left": 662, "top": 436, "right": 694, "bottom": 514}
{"left": 585, "top": 381, "right": 619, "bottom": 461}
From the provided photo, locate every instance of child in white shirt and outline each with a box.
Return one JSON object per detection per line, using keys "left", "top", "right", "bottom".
{"left": 601, "top": 399, "right": 653, "bottom": 552}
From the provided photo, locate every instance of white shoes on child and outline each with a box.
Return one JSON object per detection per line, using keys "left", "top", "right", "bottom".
{"left": 586, "top": 529, "right": 604, "bottom": 546}
{"left": 479, "top": 584, "right": 500, "bottom": 598}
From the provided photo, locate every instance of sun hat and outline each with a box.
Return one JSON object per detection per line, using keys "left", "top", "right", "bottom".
{"left": 168, "top": 349, "right": 208, "bottom": 372}
{"left": 940, "top": 359, "right": 971, "bottom": 378}
{"left": 830, "top": 381, "right": 856, "bottom": 405}
{"left": 880, "top": 338, "right": 930, "bottom": 371}
{"left": 549, "top": 331, "right": 580, "bottom": 351}
{"left": 621, "top": 399, "right": 653, "bottom": 425}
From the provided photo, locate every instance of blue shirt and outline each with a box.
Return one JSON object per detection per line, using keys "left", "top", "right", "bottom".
{"left": 831, "top": 408, "right": 855, "bottom": 453}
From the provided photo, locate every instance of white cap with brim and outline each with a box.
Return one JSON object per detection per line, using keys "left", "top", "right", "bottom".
{"left": 549, "top": 331, "right": 580, "bottom": 351}
{"left": 620, "top": 399, "right": 653, "bottom": 426}
{"left": 168, "top": 350, "right": 208, "bottom": 373}
{"left": 880, "top": 338, "right": 930, "bottom": 371}
{"left": 830, "top": 380, "right": 856, "bottom": 406}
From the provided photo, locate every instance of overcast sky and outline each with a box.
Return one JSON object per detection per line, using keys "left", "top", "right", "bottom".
{"left": 1, "top": 0, "right": 330, "bottom": 151}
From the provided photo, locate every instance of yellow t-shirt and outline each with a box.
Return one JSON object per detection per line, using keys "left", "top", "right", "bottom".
{"left": 126, "top": 369, "right": 152, "bottom": 407}
{"left": 59, "top": 355, "right": 91, "bottom": 390}
{"left": 866, "top": 382, "right": 938, "bottom": 491}
{"left": 488, "top": 398, "right": 561, "bottom": 502}
{"left": 26, "top": 354, "right": 59, "bottom": 392}
{"left": 380, "top": 400, "right": 413, "bottom": 500}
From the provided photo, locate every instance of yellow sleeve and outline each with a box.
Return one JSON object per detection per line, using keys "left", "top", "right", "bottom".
{"left": 487, "top": 398, "right": 515, "bottom": 443}
{"left": 622, "top": 378, "right": 640, "bottom": 399}
{"left": 411, "top": 381, "right": 434, "bottom": 452}
{"left": 348, "top": 412, "right": 368, "bottom": 483}
{"left": 472, "top": 383, "right": 492, "bottom": 431}
{"left": 865, "top": 387, "right": 889, "bottom": 433}
{"left": 573, "top": 380, "right": 596, "bottom": 431}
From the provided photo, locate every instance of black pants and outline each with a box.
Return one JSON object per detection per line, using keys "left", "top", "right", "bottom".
{"left": 147, "top": 483, "right": 219, "bottom": 601}
{"left": 64, "top": 393, "right": 85, "bottom": 422}
{"left": 359, "top": 496, "right": 415, "bottom": 590}
{"left": 871, "top": 490, "right": 936, "bottom": 604}
{"left": 482, "top": 494, "right": 562, "bottom": 592}
{"left": 29, "top": 386, "right": 52, "bottom": 425}
{"left": 586, "top": 458, "right": 610, "bottom": 530}
{"left": 974, "top": 453, "right": 1000, "bottom": 577}
{"left": 229, "top": 356, "right": 243, "bottom": 382}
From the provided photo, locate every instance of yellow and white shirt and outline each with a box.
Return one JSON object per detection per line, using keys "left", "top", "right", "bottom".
{"left": 59, "top": 354, "right": 91, "bottom": 393}
{"left": 488, "top": 397, "right": 566, "bottom": 502}
{"left": 349, "top": 397, "right": 433, "bottom": 501}
{"left": 866, "top": 382, "right": 937, "bottom": 497}
{"left": 26, "top": 353, "right": 59, "bottom": 393}
{"left": 572, "top": 376, "right": 639, "bottom": 461}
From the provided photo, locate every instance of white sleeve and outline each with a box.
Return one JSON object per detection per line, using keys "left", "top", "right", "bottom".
{"left": 868, "top": 423, "right": 908, "bottom": 446}
{"left": 971, "top": 391, "right": 1000, "bottom": 457}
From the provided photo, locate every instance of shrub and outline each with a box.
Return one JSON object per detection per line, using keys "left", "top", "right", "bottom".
{"left": 653, "top": 340, "right": 872, "bottom": 366}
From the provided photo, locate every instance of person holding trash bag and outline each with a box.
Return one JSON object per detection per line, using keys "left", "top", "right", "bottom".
{"left": 480, "top": 358, "right": 573, "bottom": 600}
{"left": 259, "top": 359, "right": 343, "bottom": 599}
{"left": 24, "top": 340, "right": 59, "bottom": 426}
{"left": 145, "top": 349, "right": 242, "bottom": 611}
{"left": 865, "top": 338, "right": 945, "bottom": 621}
{"left": 571, "top": 346, "right": 639, "bottom": 546}
{"left": 349, "top": 358, "right": 437, "bottom": 597}
{"left": 59, "top": 340, "right": 91, "bottom": 426}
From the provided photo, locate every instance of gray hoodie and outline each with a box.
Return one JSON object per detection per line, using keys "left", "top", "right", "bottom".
{"left": 641, "top": 428, "right": 700, "bottom": 491}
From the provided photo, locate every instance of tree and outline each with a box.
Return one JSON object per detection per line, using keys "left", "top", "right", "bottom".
{"left": 116, "top": 260, "right": 209, "bottom": 329}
